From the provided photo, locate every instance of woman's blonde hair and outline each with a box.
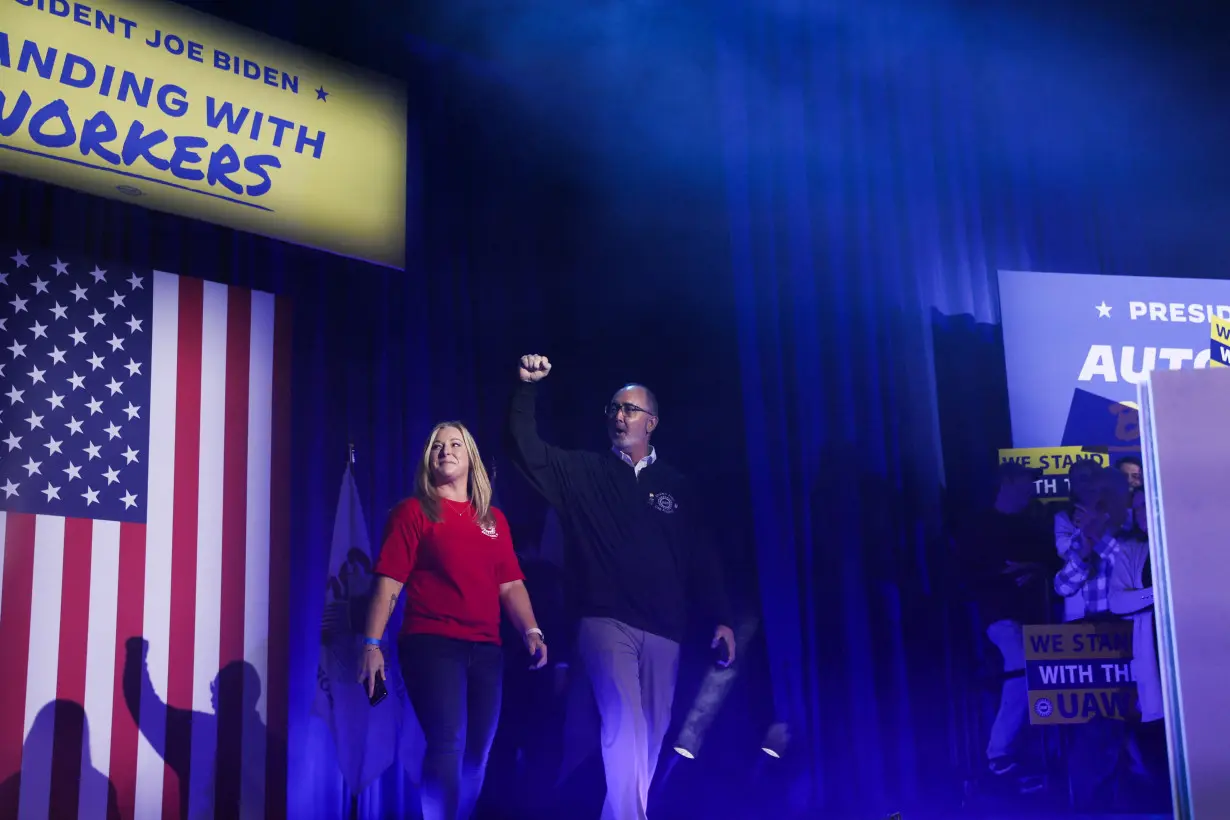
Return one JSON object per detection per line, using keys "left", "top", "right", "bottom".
{"left": 414, "top": 421, "right": 494, "bottom": 527}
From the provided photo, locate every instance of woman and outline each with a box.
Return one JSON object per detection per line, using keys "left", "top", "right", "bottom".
{"left": 360, "top": 422, "right": 547, "bottom": 820}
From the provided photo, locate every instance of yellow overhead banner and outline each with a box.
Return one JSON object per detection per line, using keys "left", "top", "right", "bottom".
{"left": 1, "top": 0, "right": 407, "bottom": 269}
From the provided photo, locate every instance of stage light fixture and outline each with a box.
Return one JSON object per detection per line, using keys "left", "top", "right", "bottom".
{"left": 761, "top": 722, "right": 790, "bottom": 759}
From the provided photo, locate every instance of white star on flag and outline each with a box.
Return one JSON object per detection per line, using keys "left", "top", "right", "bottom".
{"left": 28, "top": 366, "right": 45, "bottom": 384}
{"left": 83, "top": 441, "right": 102, "bottom": 460}
{"left": 3, "top": 432, "right": 21, "bottom": 451}
{"left": 12, "top": 249, "right": 30, "bottom": 268}
{"left": 88, "top": 266, "right": 107, "bottom": 283}
{"left": 10, "top": 295, "right": 28, "bottom": 313}
{"left": 107, "top": 334, "right": 124, "bottom": 352}
{"left": 70, "top": 283, "right": 88, "bottom": 301}
{"left": 49, "top": 302, "right": 68, "bottom": 320}
{"left": 65, "top": 417, "right": 83, "bottom": 435}
{"left": 67, "top": 372, "right": 86, "bottom": 390}
{"left": 127, "top": 273, "right": 144, "bottom": 290}
{"left": 120, "top": 490, "right": 138, "bottom": 509}
{"left": 1, "top": 479, "right": 18, "bottom": 498}
{"left": 89, "top": 309, "right": 106, "bottom": 327}
{"left": 102, "top": 466, "right": 121, "bottom": 485}
{"left": 42, "top": 482, "right": 61, "bottom": 501}
{"left": 23, "top": 457, "right": 41, "bottom": 476}
{"left": 31, "top": 276, "right": 49, "bottom": 295}
{"left": 108, "top": 292, "right": 126, "bottom": 309}
{"left": 63, "top": 462, "right": 82, "bottom": 481}
{"left": 69, "top": 328, "right": 87, "bottom": 345}
{"left": 50, "top": 258, "right": 69, "bottom": 275}
{"left": 82, "top": 486, "right": 99, "bottom": 505}
{"left": 121, "top": 446, "right": 139, "bottom": 464}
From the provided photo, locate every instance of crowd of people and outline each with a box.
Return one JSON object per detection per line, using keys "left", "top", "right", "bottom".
{"left": 959, "top": 454, "right": 1169, "bottom": 812}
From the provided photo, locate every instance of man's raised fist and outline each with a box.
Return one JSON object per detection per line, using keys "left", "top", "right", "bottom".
{"left": 519, "top": 354, "right": 552, "bottom": 383}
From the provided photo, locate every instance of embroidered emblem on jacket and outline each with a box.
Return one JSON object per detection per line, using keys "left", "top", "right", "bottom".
{"left": 648, "top": 492, "right": 677, "bottom": 514}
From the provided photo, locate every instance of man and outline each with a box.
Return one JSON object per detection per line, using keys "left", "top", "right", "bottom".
{"left": 1116, "top": 456, "right": 1143, "bottom": 491}
{"left": 505, "top": 354, "right": 735, "bottom": 820}
{"left": 1054, "top": 466, "right": 1133, "bottom": 618}
{"left": 958, "top": 461, "right": 1061, "bottom": 777}
{"left": 1052, "top": 467, "right": 1134, "bottom": 810}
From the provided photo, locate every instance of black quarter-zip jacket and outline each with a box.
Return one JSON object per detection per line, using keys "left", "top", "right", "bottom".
{"left": 504, "top": 382, "right": 732, "bottom": 643}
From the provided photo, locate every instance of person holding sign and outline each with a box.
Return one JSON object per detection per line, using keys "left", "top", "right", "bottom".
{"left": 957, "top": 460, "right": 1061, "bottom": 777}
{"left": 1053, "top": 467, "right": 1134, "bottom": 810}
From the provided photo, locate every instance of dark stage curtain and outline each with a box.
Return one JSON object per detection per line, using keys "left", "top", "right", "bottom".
{"left": 712, "top": 0, "right": 1230, "bottom": 815}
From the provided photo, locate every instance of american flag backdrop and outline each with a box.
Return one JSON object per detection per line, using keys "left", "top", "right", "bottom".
{"left": 0, "top": 246, "right": 291, "bottom": 819}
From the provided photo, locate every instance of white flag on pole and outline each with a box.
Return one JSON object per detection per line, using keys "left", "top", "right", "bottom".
{"left": 313, "top": 462, "right": 402, "bottom": 794}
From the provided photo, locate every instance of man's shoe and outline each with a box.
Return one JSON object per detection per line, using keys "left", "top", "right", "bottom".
{"left": 988, "top": 756, "right": 1018, "bottom": 776}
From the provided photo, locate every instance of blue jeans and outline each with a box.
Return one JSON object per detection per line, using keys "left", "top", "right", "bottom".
{"left": 399, "top": 634, "right": 503, "bottom": 820}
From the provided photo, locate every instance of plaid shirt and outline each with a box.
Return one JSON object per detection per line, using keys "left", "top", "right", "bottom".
{"left": 1054, "top": 534, "right": 1124, "bottom": 616}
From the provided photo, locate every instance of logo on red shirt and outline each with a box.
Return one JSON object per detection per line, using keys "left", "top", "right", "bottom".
{"left": 480, "top": 521, "right": 499, "bottom": 538}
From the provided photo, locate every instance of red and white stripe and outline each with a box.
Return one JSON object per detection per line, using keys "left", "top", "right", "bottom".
{"left": 0, "top": 272, "right": 290, "bottom": 819}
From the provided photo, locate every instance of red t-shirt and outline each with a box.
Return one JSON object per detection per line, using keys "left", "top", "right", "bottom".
{"left": 373, "top": 497, "right": 524, "bottom": 644}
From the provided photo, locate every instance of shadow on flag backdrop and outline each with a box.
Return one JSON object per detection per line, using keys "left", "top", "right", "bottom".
{"left": 314, "top": 459, "right": 425, "bottom": 799}
{"left": 997, "top": 270, "right": 1230, "bottom": 451}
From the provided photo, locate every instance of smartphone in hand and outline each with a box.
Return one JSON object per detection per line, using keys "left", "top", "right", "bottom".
{"left": 369, "top": 672, "right": 388, "bottom": 707}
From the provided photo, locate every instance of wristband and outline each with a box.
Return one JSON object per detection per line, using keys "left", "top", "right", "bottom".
{"left": 525, "top": 628, "right": 544, "bottom": 642}
{"left": 363, "top": 637, "right": 381, "bottom": 646}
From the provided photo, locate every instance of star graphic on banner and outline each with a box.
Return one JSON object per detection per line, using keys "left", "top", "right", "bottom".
{"left": 12, "top": 249, "right": 30, "bottom": 268}
{"left": 31, "top": 276, "right": 49, "bottom": 295}
{"left": 316, "top": 86, "right": 329, "bottom": 101}
{"left": 83, "top": 441, "right": 101, "bottom": 460}
{"left": 1095, "top": 301, "right": 1112, "bottom": 318}
{"left": 82, "top": 486, "right": 99, "bottom": 505}
{"left": 51, "top": 258, "right": 69, "bottom": 276}
{"left": 3, "top": 432, "right": 20, "bottom": 451}
{"left": 122, "top": 446, "right": 140, "bottom": 464}
{"left": 1, "top": 479, "right": 18, "bottom": 498}
{"left": 70, "top": 283, "right": 88, "bottom": 301}
{"left": 63, "top": 462, "right": 82, "bottom": 481}
{"left": 121, "top": 491, "right": 138, "bottom": 509}
{"left": 89, "top": 266, "right": 107, "bottom": 283}
{"left": 42, "top": 482, "right": 61, "bottom": 502}
{"left": 49, "top": 302, "right": 68, "bottom": 320}
{"left": 127, "top": 273, "right": 144, "bottom": 290}
{"left": 103, "top": 466, "right": 121, "bottom": 485}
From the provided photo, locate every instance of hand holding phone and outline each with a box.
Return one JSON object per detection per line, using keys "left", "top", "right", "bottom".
{"left": 369, "top": 672, "right": 387, "bottom": 707}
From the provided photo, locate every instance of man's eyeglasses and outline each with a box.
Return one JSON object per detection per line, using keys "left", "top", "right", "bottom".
{"left": 604, "top": 402, "right": 653, "bottom": 419}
